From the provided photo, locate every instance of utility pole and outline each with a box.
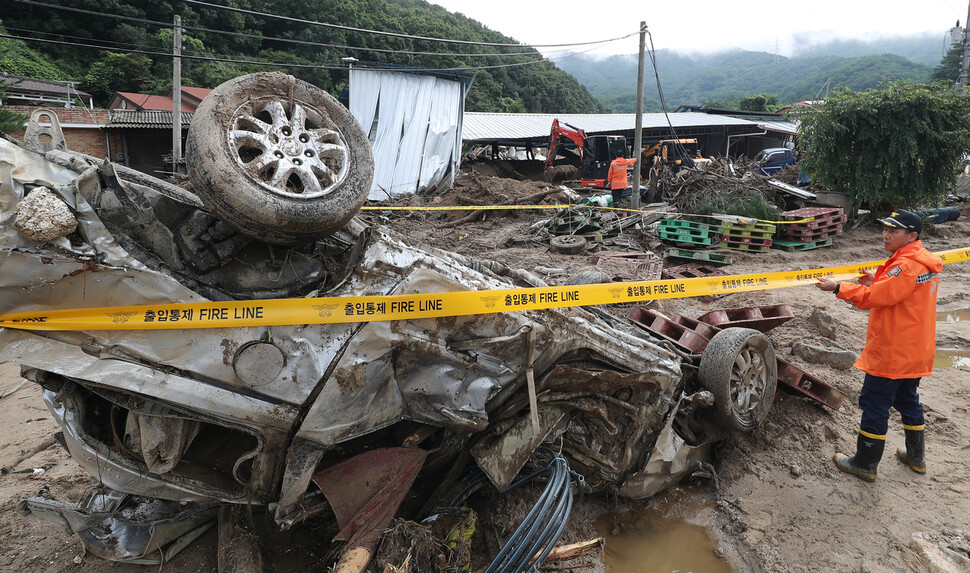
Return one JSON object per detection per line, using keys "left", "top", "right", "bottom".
{"left": 631, "top": 21, "right": 646, "bottom": 210}
{"left": 172, "top": 15, "right": 184, "bottom": 174}
{"left": 958, "top": 2, "right": 970, "bottom": 89}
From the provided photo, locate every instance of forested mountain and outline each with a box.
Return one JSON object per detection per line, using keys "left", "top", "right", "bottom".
{"left": 0, "top": 0, "right": 605, "bottom": 113}
{"left": 557, "top": 45, "right": 936, "bottom": 113}
{"left": 790, "top": 32, "right": 944, "bottom": 66}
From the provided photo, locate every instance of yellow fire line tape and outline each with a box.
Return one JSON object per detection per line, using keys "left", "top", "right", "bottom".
{"left": 1, "top": 248, "right": 966, "bottom": 332}
{"left": 361, "top": 204, "right": 815, "bottom": 225}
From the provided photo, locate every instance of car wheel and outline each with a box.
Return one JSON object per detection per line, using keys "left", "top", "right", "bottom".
{"left": 698, "top": 327, "right": 777, "bottom": 432}
{"left": 186, "top": 72, "right": 373, "bottom": 245}
{"left": 550, "top": 235, "right": 587, "bottom": 254}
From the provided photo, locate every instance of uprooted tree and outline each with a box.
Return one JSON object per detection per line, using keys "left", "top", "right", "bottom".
{"left": 796, "top": 81, "right": 970, "bottom": 208}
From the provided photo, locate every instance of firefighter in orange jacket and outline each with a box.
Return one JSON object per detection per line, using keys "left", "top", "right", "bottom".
{"left": 816, "top": 210, "right": 942, "bottom": 482}
{"left": 608, "top": 152, "right": 638, "bottom": 204}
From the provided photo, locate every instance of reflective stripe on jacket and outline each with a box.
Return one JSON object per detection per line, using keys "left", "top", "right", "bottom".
{"left": 608, "top": 157, "right": 637, "bottom": 189}
{"left": 837, "top": 240, "right": 943, "bottom": 378}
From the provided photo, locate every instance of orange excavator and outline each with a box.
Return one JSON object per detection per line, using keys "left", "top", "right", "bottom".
{"left": 543, "top": 119, "right": 628, "bottom": 188}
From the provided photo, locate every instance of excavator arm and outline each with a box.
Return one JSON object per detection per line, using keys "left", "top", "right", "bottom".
{"left": 544, "top": 119, "right": 587, "bottom": 171}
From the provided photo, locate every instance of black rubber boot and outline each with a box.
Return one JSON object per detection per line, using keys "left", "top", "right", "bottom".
{"left": 833, "top": 429, "right": 885, "bottom": 482}
{"left": 896, "top": 426, "right": 926, "bottom": 474}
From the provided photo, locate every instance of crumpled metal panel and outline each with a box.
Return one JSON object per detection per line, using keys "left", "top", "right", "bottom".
{"left": 618, "top": 402, "right": 712, "bottom": 499}
{"left": 1, "top": 133, "right": 689, "bottom": 511}
{"left": 18, "top": 486, "right": 218, "bottom": 564}
{"left": 41, "top": 386, "right": 260, "bottom": 502}
{"left": 5, "top": 329, "right": 298, "bottom": 431}
{"left": 297, "top": 266, "right": 682, "bottom": 452}
{"left": 471, "top": 406, "right": 570, "bottom": 491}
{"left": 0, "top": 140, "right": 143, "bottom": 267}
{"left": 0, "top": 139, "right": 80, "bottom": 250}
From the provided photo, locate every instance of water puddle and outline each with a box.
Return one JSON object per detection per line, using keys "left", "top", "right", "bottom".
{"left": 596, "top": 508, "right": 737, "bottom": 573}
{"left": 937, "top": 308, "right": 970, "bottom": 322}
{"left": 935, "top": 349, "right": 970, "bottom": 369}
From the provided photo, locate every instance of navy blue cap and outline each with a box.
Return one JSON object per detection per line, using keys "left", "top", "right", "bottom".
{"left": 878, "top": 209, "right": 921, "bottom": 234}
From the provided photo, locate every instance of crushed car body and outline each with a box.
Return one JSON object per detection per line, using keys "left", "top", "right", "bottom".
{"left": 0, "top": 73, "right": 778, "bottom": 567}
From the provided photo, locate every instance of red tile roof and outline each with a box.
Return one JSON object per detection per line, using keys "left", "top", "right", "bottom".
{"left": 111, "top": 88, "right": 211, "bottom": 112}
{"left": 179, "top": 86, "right": 213, "bottom": 101}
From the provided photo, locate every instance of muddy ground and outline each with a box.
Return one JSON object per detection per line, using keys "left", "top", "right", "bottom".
{"left": 1, "top": 165, "right": 968, "bottom": 572}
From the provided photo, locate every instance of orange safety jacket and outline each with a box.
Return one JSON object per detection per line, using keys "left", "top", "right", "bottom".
{"left": 837, "top": 240, "right": 943, "bottom": 379}
{"left": 607, "top": 157, "right": 637, "bottom": 190}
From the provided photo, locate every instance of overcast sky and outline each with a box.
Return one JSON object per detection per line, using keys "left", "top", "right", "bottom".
{"left": 430, "top": 0, "right": 967, "bottom": 57}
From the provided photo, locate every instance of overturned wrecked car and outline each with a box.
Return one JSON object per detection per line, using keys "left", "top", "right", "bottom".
{"left": 0, "top": 73, "right": 777, "bottom": 570}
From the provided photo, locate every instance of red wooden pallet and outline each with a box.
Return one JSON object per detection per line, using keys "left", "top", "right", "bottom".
{"left": 778, "top": 226, "right": 844, "bottom": 241}
{"left": 781, "top": 207, "right": 846, "bottom": 229}
{"left": 696, "top": 304, "right": 794, "bottom": 333}
{"left": 627, "top": 307, "right": 719, "bottom": 354}
{"left": 776, "top": 358, "right": 847, "bottom": 410}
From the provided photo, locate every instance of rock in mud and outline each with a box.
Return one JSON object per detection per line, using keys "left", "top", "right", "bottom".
{"left": 14, "top": 187, "right": 77, "bottom": 242}
{"left": 791, "top": 341, "right": 857, "bottom": 370}
{"left": 908, "top": 530, "right": 970, "bottom": 572}
{"left": 564, "top": 270, "right": 610, "bottom": 286}
{"left": 809, "top": 309, "right": 838, "bottom": 339}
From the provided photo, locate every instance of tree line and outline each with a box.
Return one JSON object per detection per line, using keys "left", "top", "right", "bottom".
{"left": 557, "top": 48, "right": 937, "bottom": 112}
{"left": 0, "top": 0, "right": 604, "bottom": 114}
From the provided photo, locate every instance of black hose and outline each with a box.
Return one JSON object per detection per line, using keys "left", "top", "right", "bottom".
{"left": 525, "top": 485, "right": 573, "bottom": 572}
{"left": 491, "top": 463, "right": 566, "bottom": 571}
{"left": 484, "top": 453, "right": 585, "bottom": 573}
{"left": 439, "top": 451, "right": 586, "bottom": 573}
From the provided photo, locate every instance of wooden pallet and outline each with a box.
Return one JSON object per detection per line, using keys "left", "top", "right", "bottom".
{"left": 771, "top": 238, "right": 834, "bottom": 251}
{"left": 723, "top": 228, "right": 775, "bottom": 240}
{"left": 780, "top": 207, "right": 847, "bottom": 229}
{"left": 720, "top": 241, "right": 771, "bottom": 253}
{"left": 720, "top": 234, "right": 773, "bottom": 247}
{"left": 778, "top": 226, "right": 844, "bottom": 241}
{"left": 659, "top": 230, "right": 717, "bottom": 246}
{"left": 661, "top": 249, "right": 733, "bottom": 266}
{"left": 720, "top": 221, "right": 777, "bottom": 235}
{"left": 660, "top": 219, "right": 713, "bottom": 230}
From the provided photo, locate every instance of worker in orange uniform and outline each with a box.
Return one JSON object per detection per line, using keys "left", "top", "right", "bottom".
{"left": 608, "top": 151, "right": 638, "bottom": 205}
{"left": 815, "top": 210, "right": 942, "bottom": 482}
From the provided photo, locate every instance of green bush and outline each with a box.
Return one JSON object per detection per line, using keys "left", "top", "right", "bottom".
{"left": 797, "top": 81, "right": 970, "bottom": 209}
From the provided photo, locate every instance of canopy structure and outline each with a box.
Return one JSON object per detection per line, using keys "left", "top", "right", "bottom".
{"left": 349, "top": 64, "right": 473, "bottom": 200}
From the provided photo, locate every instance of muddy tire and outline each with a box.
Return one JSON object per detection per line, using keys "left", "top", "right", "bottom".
{"left": 550, "top": 235, "right": 587, "bottom": 254}
{"left": 698, "top": 327, "right": 777, "bottom": 432}
{"left": 186, "top": 72, "right": 373, "bottom": 245}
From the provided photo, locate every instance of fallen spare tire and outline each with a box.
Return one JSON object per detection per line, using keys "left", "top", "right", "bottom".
{"left": 698, "top": 327, "right": 778, "bottom": 432}
{"left": 186, "top": 72, "right": 374, "bottom": 245}
{"left": 550, "top": 235, "right": 587, "bottom": 254}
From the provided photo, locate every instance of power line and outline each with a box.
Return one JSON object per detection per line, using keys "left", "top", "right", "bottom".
{"left": 183, "top": 25, "right": 551, "bottom": 59}
{"left": 2, "top": 25, "right": 161, "bottom": 53}
{"left": 12, "top": 0, "right": 170, "bottom": 33}
{"left": 181, "top": 0, "right": 637, "bottom": 49}
{"left": 0, "top": 33, "right": 347, "bottom": 70}
{"left": 0, "top": 32, "right": 597, "bottom": 73}
{"left": 10, "top": 0, "right": 569, "bottom": 59}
